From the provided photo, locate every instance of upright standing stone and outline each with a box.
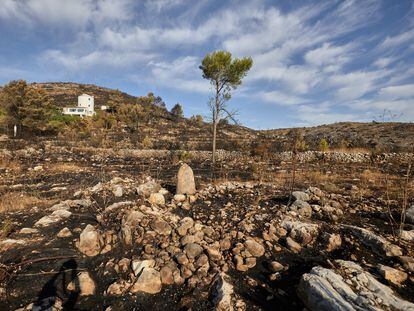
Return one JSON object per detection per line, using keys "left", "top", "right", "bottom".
{"left": 176, "top": 163, "right": 196, "bottom": 195}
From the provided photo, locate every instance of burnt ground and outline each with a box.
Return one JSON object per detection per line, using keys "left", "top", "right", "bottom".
{"left": 0, "top": 141, "right": 413, "bottom": 310}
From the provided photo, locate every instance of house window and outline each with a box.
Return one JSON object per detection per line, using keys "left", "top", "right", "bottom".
{"left": 69, "top": 108, "right": 76, "bottom": 112}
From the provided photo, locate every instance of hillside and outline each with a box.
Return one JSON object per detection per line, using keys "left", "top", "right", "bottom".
{"left": 2, "top": 82, "right": 413, "bottom": 152}
{"left": 260, "top": 122, "right": 414, "bottom": 152}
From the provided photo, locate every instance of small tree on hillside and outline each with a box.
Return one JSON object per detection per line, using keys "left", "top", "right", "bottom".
{"left": 319, "top": 138, "right": 329, "bottom": 152}
{"left": 171, "top": 103, "right": 184, "bottom": 118}
{"left": 190, "top": 114, "right": 203, "bottom": 126}
{"left": 199, "top": 50, "right": 253, "bottom": 165}
{"left": 0, "top": 80, "right": 55, "bottom": 134}
{"left": 0, "top": 80, "right": 27, "bottom": 130}
{"left": 107, "top": 91, "right": 124, "bottom": 111}
{"left": 19, "top": 87, "right": 55, "bottom": 132}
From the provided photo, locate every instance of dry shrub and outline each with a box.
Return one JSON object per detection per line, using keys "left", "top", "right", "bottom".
{"left": 322, "top": 182, "right": 341, "bottom": 193}
{"left": 0, "top": 192, "right": 43, "bottom": 213}
{"left": 1, "top": 219, "right": 14, "bottom": 238}
{"left": 0, "top": 157, "right": 22, "bottom": 172}
{"left": 47, "top": 162, "right": 81, "bottom": 173}
{"left": 360, "top": 169, "right": 384, "bottom": 184}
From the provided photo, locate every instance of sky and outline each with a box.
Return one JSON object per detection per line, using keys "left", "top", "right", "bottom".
{"left": 0, "top": 0, "right": 413, "bottom": 129}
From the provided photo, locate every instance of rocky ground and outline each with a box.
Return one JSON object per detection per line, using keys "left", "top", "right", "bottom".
{"left": 0, "top": 141, "right": 414, "bottom": 310}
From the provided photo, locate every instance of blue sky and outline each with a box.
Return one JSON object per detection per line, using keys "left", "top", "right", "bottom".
{"left": 0, "top": 0, "right": 413, "bottom": 129}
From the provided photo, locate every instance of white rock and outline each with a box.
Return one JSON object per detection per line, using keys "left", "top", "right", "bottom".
{"left": 132, "top": 259, "right": 155, "bottom": 276}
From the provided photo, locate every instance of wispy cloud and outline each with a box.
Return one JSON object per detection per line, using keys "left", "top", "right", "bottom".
{"left": 1, "top": 0, "right": 413, "bottom": 127}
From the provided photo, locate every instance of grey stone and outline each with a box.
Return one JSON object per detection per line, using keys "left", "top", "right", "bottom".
{"left": 341, "top": 225, "right": 402, "bottom": 257}
{"left": 292, "top": 191, "right": 310, "bottom": 202}
{"left": 298, "top": 260, "right": 414, "bottom": 311}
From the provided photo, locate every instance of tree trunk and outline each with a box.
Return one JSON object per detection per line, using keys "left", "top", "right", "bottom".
{"left": 212, "top": 82, "right": 220, "bottom": 166}
{"left": 212, "top": 117, "right": 217, "bottom": 165}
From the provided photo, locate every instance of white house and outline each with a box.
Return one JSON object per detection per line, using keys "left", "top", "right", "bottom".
{"left": 63, "top": 94, "right": 95, "bottom": 117}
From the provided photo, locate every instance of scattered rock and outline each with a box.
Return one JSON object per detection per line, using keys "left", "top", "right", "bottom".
{"left": 57, "top": 227, "right": 72, "bottom": 238}
{"left": 399, "top": 256, "right": 414, "bottom": 273}
{"left": 67, "top": 272, "right": 96, "bottom": 296}
{"left": 244, "top": 239, "right": 265, "bottom": 257}
{"left": 292, "top": 191, "right": 310, "bottom": 202}
{"left": 184, "top": 243, "right": 203, "bottom": 259}
{"left": 160, "top": 266, "right": 174, "bottom": 285}
{"left": 149, "top": 193, "right": 165, "bottom": 205}
{"left": 378, "top": 264, "right": 408, "bottom": 286}
{"left": 131, "top": 268, "right": 162, "bottom": 294}
{"left": 137, "top": 179, "right": 161, "bottom": 197}
{"left": 19, "top": 228, "right": 39, "bottom": 235}
{"left": 211, "top": 273, "right": 234, "bottom": 311}
{"left": 112, "top": 185, "right": 123, "bottom": 197}
{"left": 77, "top": 225, "right": 103, "bottom": 256}
{"left": 322, "top": 233, "right": 342, "bottom": 252}
{"left": 286, "top": 237, "right": 301, "bottom": 253}
{"left": 132, "top": 259, "right": 155, "bottom": 276}
{"left": 174, "top": 194, "right": 186, "bottom": 202}
{"left": 269, "top": 261, "right": 284, "bottom": 272}
{"left": 151, "top": 219, "right": 172, "bottom": 235}
{"left": 341, "top": 225, "right": 402, "bottom": 257}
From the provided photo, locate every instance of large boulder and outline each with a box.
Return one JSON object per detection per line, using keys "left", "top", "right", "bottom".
{"left": 341, "top": 225, "right": 402, "bottom": 257}
{"left": 298, "top": 260, "right": 414, "bottom": 311}
{"left": 77, "top": 225, "right": 103, "bottom": 256}
{"left": 176, "top": 163, "right": 196, "bottom": 195}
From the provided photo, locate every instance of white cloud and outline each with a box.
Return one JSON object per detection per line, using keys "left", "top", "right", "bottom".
{"left": 380, "top": 28, "right": 414, "bottom": 49}
{"left": 259, "top": 90, "right": 309, "bottom": 106}
{"left": 43, "top": 49, "right": 153, "bottom": 70}
{"left": 144, "top": 0, "right": 187, "bottom": 12}
{"left": 305, "top": 43, "right": 351, "bottom": 67}
{"left": 147, "top": 56, "right": 210, "bottom": 93}
{"left": 379, "top": 84, "right": 414, "bottom": 99}
{"left": 328, "top": 70, "right": 390, "bottom": 101}
{"left": 0, "top": 0, "right": 135, "bottom": 28}
{"left": 373, "top": 57, "right": 394, "bottom": 68}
